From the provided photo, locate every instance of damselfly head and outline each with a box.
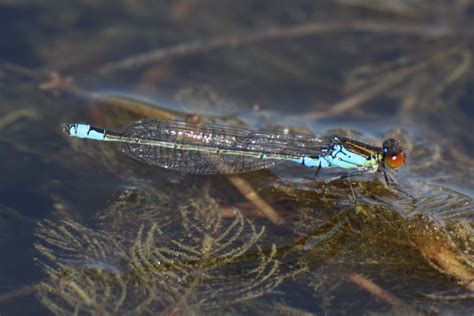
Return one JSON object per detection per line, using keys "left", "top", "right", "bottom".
{"left": 382, "top": 138, "right": 405, "bottom": 169}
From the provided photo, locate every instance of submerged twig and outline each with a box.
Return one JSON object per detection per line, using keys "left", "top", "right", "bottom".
{"left": 294, "top": 45, "right": 467, "bottom": 120}
{"left": 274, "top": 302, "right": 317, "bottom": 316}
{"left": 423, "top": 291, "right": 474, "bottom": 301}
{"left": 0, "top": 109, "right": 40, "bottom": 130}
{"left": 99, "top": 20, "right": 453, "bottom": 73}
{"left": 294, "top": 67, "right": 414, "bottom": 121}
{"left": 0, "top": 285, "right": 37, "bottom": 305}
{"left": 347, "top": 273, "right": 404, "bottom": 307}
{"left": 228, "top": 175, "right": 286, "bottom": 225}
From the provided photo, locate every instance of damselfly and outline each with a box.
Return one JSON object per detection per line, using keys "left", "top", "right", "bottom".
{"left": 63, "top": 119, "right": 405, "bottom": 179}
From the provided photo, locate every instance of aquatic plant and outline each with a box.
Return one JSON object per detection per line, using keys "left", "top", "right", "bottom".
{"left": 294, "top": 194, "right": 474, "bottom": 313}
{"left": 35, "top": 186, "right": 298, "bottom": 315}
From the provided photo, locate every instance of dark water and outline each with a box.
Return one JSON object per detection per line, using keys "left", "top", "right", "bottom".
{"left": 1, "top": 1, "right": 474, "bottom": 315}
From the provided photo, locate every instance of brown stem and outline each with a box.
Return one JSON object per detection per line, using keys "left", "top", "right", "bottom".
{"left": 99, "top": 21, "right": 453, "bottom": 73}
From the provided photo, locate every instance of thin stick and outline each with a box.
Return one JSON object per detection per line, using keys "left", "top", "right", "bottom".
{"left": 227, "top": 175, "right": 286, "bottom": 225}
{"left": 423, "top": 291, "right": 474, "bottom": 301}
{"left": 347, "top": 273, "right": 404, "bottom": 307}
{"left": 292, "top": 60, "right": 432, "bottom": 121}
{"left": 0, "top": 285, "right": 37, "bottom": 305}
{"left": 347, "top": 178, "right": 357, "bottom": 204}
{"left": 292, "top": 46, "right": 466, "bottom": 121}
{"left": 99, "top": 21, "right": 453, "bottom": 73}
{"left": 0, "top": 109, "right": 40, "bottom": 130}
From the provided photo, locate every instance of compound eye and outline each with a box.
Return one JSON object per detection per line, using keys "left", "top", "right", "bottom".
{"left": 384, "top": 151, "right": 405, "bottom": 169}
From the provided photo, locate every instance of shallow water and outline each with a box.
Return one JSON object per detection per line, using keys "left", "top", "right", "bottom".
{"left": 1, "top": 1, "right": 474, "bottom": 315}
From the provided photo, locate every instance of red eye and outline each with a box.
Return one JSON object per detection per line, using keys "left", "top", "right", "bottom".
{"left": 384, "top": 151, "right": 405, "bottom": 169}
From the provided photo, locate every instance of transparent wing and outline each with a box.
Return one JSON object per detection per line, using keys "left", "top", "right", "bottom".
{"left": 120, "top": 119, "right": 328, "bottom": 174}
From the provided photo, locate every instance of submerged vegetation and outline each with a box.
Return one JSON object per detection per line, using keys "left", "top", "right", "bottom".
{"left": 32, "top": 177, "right": 474, "bottom": 314}
{"left": 35, "top": 186, "right": 302, "bottom": 315}
{"left": 0, "top": 0, "right": 474, "bottom": 315}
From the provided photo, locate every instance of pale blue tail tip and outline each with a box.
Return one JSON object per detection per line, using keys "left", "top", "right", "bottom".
{"left": 63, "top": 123, "right": 105, "bottom": 140}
